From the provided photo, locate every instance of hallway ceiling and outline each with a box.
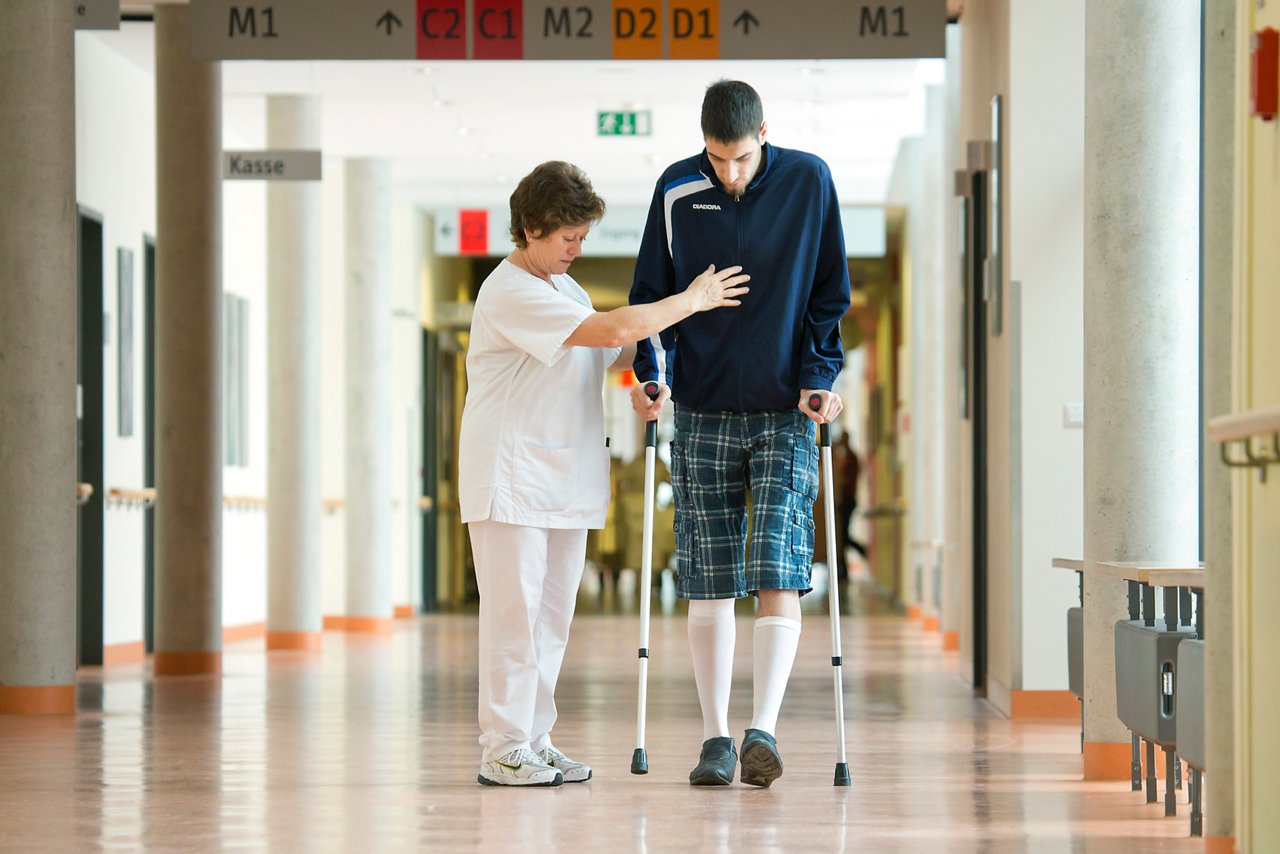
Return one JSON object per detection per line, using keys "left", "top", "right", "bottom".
{"left": 100, "top": 22, "right": 946, "bottom": 209}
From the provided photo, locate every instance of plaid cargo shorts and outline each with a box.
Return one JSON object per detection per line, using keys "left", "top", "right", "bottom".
{"left": 670, "top": 405, "right": 819, "bottom": 600}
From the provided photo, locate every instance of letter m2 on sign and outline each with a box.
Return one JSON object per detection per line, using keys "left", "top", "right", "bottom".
{"left": 459, "top": 209, "right": 488, "bottom": 255}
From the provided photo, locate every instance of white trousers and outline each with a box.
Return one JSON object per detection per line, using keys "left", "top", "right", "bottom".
{"left": 469, "top": 520, "right": 586, "bottom": 762}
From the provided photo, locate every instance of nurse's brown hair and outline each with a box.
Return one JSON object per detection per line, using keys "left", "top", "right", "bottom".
{"left": 508, "top": 161, "right": 606, "bottom": 248}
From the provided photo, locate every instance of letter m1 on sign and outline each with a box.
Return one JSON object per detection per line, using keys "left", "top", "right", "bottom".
{"left": 459, "top": 209, "right": 488, "bottom": 255}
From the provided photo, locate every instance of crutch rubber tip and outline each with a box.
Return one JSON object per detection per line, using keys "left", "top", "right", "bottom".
{"left": 631, "top": 748, "right": 649, "bottom": 775}
{"left": 833, "top": 763, "right": 851, "bottom": 787}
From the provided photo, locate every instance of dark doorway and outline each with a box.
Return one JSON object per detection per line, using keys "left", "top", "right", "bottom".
{"left": 420, "top": 329, "right": 440, "bottom": 612}
{"left": 143, "top": 236, "right": 157, "bottom": 653}
{"left": 968, "top": 171, "right": 989, "bottom": 693}
{"left": 77, "top": 208, "right": 105, "bottom": 667}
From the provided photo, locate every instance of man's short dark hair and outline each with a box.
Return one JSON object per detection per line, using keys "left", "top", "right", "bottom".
{"left": 507, "top": 161, "right": 605, "bottom": 248}
{"left": 701, "top": 80, "right": 764, "bottom": 144}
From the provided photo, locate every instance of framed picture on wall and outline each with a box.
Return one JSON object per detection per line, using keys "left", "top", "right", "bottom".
{"left": 117, "top": 247, "right": 134, "bottom": 437}
{"left": 988, "top": 94, "right": 1003, "bottom": 337}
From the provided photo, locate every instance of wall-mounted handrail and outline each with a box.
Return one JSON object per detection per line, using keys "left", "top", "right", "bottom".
{"left": 1208, "top": 404, "right": 1280, "bottom": 483}
{"left": 101, "top": 490, "right": 411, "bottom": 515}
{"left": 223, "top": 494, "right": 266, "bottom": 511}
{"left": 106, "top": 487, "right": 156, "bottom": 509}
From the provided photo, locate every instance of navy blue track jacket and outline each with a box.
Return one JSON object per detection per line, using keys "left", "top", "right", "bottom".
{"left": 629, "top": 143, "right": 851, "bottom": 413}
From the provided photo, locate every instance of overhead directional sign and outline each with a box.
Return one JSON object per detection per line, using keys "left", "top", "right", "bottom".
{"left": 432, "top": 205, "right": 886, "bottom": 257}
{"left": 222, "top": 150, "right": 323, "bottom": 180}
{"left": 75, "top": 0, "right": 120, "bottom": 30}
{"left": 190, "top": 1, "right": 945, "bottom": 60}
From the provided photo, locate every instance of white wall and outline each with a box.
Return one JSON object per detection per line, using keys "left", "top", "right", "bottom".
{"left": 75, "top": 29, "right": 154, "bottom": 647}
{"left": 77, "top": 27, "right": 409, "bottom": 646}
{"left": 1009, "top": 0, "right": 1085, "bottom": 690}
{"left": 887, "top": 135, "right": 922, "bottom": 609}
{"left": 321, "top": 161, "right": 347, "bottom": 616}
{"left": 390, "top": 204, "right": 426, "bottom": 611}
{"left": 79, "top": 29, "right": 268, "bottom": 641}
{"left": 220, "top": 98, "right": 269, "bottom": 630}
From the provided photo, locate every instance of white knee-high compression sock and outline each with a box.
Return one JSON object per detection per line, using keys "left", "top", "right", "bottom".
{"left": 750, "top": 616, "right": 802, "bottom": 735}
{"left": 687, "top": 598, "right": 736, "bottom": 741}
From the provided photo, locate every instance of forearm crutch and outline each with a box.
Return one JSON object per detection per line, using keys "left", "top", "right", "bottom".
{"left": 631, "top": 382, "right": 661, "bottom": 775}
{"left": 810, "top": 393, "right": 851, "bottom": 787}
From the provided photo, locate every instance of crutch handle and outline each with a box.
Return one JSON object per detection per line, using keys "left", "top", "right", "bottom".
{"left": 644, "top": 382, "right": 660, "bottom": 447}
{"left": 808, "top": 393, "right": 830, "bottom": 446}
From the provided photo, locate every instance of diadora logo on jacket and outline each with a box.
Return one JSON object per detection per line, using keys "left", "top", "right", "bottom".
{"left": 691, "top": 203, "right": 722, "bottom": 211}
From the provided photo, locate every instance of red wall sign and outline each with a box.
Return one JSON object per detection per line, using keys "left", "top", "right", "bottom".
{"left": 459, "top": 209, "right": 488, "bottom": 256}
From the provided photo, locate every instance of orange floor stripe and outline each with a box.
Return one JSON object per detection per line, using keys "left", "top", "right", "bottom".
{"left": 906, "top": 605, "right": 922, "bottom": 620}
{"left": 1204, "top": 836, "right": 1235, "bottom": 853}
{"left": 1083, "top": 740, "right": 1132, "bottom": 780}
{"left": 222, "top": 623, "right": 265, "bottom": 644}
{"left": 941, "top": 631, "right": 959, "bottom": 651}
{"left": 102, "top": 641, "right": 146, "bottom": 666}
{"left": 322, "top": 615, "right": 345, "bottom": 631}
{"left": 266, "top": 631, "right": 322, "bottom": 651}
{"left": 340, "top": 616, "right": 394, "bottom": 634}
{"left": 1011, "top": 690, "right": 1079, "bottom": 719}
{"left": 153, "top": 652, "right": 222, "bottom": 676}
{"left": 394, "top": 604, "right": 416, "bottom": 619}
{"left": 922, "top": 614, "right": 939, "bottom": 631}
{"left": 0, "top": 684, "right": 76, "bottom": 715}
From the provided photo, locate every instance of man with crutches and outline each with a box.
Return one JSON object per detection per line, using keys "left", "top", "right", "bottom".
{"left": 629, "top": 80, "right": 851, "bottom": 788}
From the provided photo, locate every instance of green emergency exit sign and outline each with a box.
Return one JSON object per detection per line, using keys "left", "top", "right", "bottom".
{"left": 598, "top": 110, "right": 651, "bottom": 137}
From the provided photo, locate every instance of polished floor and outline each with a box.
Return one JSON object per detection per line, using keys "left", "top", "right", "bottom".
{"left": 1, "top": 574, "right": 1202, "bottom": 852}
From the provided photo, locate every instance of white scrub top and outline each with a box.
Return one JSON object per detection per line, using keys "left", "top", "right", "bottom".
{"left": 459, "top": 259, "right": 622, "bottom": 529}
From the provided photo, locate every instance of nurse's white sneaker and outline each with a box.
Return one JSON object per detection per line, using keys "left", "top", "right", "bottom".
{"left": 537, "top": 746, "right": 593, "bottom": 782}
{"left": 477, "top": 748, "right": 563, "bottom": 787}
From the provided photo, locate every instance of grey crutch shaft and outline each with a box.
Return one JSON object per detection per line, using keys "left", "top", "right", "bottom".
{"left": 810, "top": 393, "right": 851, "bottom": 787}
{"left": 632, "top": 382, "right": 660, "bottom": 775}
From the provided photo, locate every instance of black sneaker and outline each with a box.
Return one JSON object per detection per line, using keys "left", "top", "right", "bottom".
{"left": 688, "top": 736, "right": 737, "bottom": 786}
{"left": 739, "top": 728, "right": 783, "bottom": 787}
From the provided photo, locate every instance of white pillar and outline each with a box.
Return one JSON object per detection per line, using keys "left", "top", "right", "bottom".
{"left": 941, "top": 23, "right": 965, "bottom": 651}
{"left": 1201, "top": 0, "right": 1235, "bottom": 841}
{"left": 0, "top": 0, "right": 77, "bottom": 715}
{"left": 153, "top": 3, "right": 224, "bottom": 676}
{"left": 266, "top": 95, "right": 324, "bottom": 650}
{"left": 1081, "top": 0, "right": 1200, "bottom": 773}
{"left": 343, "top": 159, "right": 393, "bottom": 632}
{"left": 922, "top": 83, "right": 947, "bottom": 627}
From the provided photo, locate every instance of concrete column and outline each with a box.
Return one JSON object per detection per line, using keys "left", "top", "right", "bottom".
{"left": 153, "top": 4, "right": 224, "bottom": 676}
{"left": 923, "top": 83, "right": 946, "bottom": 629}
{"left": 941, "top": 23, "right": 964, "bottom": 652}
{"left": 0, "top": 1, "right": 77, "bottom": 715}
{"left": 1081, "top": 0, "right": 1200, "bottom": 775}
{"left": 266, "top": 96, "right": 323, "bottom": 651}
{"left": 1201, "top": 0, "right": 1235, "bottom": 843}
{"left": 343, "top": 159, "right": 393, "bottom": 632}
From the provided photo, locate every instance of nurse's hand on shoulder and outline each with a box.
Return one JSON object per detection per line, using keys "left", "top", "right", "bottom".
{"left": 631, "top": 382, "right": 670, "bottom": 421}
{"left": 800, "top": 389, "right": 843, "bottom": 424}
{"left": 686, "top": 265, "right": 750, "bottom": 312}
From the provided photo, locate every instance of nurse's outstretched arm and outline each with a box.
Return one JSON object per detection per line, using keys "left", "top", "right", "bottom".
{"left": 564, "top": 264, "right": 748, "bottom": 349}
{"left": 610, "top": 343, "right": 638, "bottom": 369}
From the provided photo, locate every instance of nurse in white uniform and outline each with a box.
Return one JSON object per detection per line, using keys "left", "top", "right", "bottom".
{"left": 461, "top": 161, "right": 750, "bottom": 787}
